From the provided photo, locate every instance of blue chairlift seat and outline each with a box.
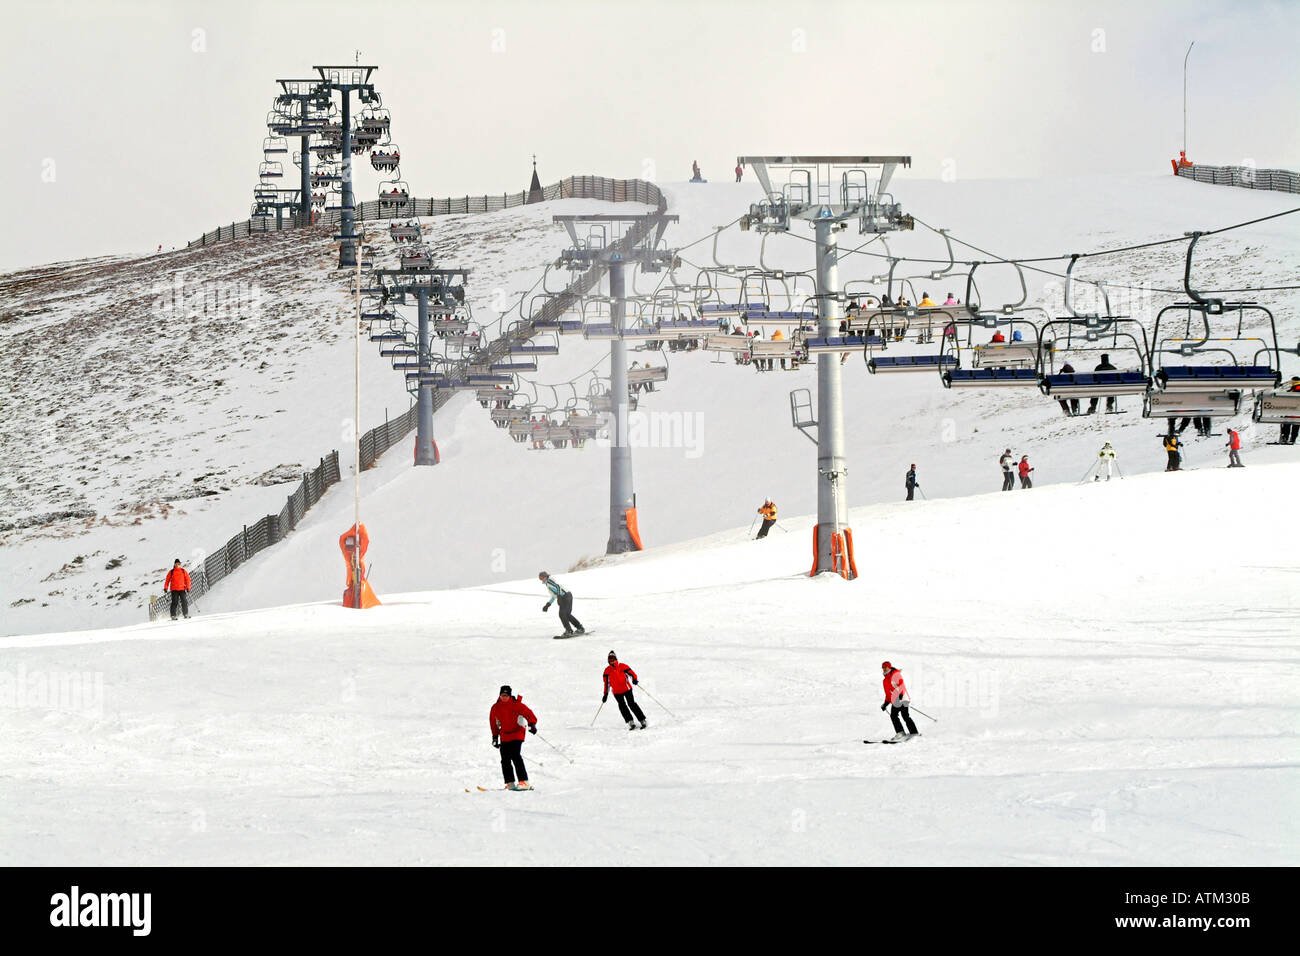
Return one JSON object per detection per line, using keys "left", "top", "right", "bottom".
{"left": 1040, "top": 371, "right": 1150, "bottom": 397}
{"left": 943, "top": 368, "right": 1040, "bottom": 388}
{"left": 867, "top": 354, "right": 957, "bottom": 373}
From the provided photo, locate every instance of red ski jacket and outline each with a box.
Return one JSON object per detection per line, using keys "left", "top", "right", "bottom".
{"left": 1227, "top": 430, "right": 1241, "bottom": 450}
{"left": 1018, "top": 460, "right": 1032, "bottom": 477}
{"left": 489, "top": 696, "right": 537, "bottom": 742}
{"left": 882, "top": 667, "right": 910, "bottom": 705}
{"left": 164, "top": 567, "right": 191, "bottom": 592}
{"left": 603, "top": 662, "right": 638, "bottom": 695}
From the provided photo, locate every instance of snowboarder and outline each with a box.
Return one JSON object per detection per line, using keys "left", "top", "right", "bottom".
{"left": 602, "top": 651, "right": 647, "bottom": 730}
{"left": 1163, "top": 433, "right": 1181, "bottom": 472}
{"left": 756, "top": 499, "right": 777, "bottom": 538}
{"left": 999, "top": 449, "right": 1015, "bottom": 491}
{"left": 879, "top": 661, "right": 919, "bottom": 741}
{"left": 539, "top": 571, "right": 584, "bottom": 636}
{"left": 490, "top": 686, "right": 537, "bottom": 790}
{"left": 1225, "top": 427, "right": 1244, "bottom": 467}
{"left": 905, "top": 464, "right": 918, "bottom": 501}
{"left": 163, "top": 558, "right": 191, "bottom": 620}
{"left": 691, "top": 160, "right": 702, "bottom": 181}
{"left": 1087, "top": 354, "right": 1118, "bottom": 415}
{"left": 1018, "top": 455, "right": 1033, "bottom": 489}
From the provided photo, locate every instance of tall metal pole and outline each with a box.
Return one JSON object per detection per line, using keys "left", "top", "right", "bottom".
{"left": 339, "top": 91, "right": 356, "bottom": 268}
{"left": 814, "top": 218, "right": 850, "bottom": 575}
{"left": 414, "top": 286, "right": 436, "bottom": 465}
{"left": 606, "top": 260, "right": 636, "bottom": 554}
{"left": 1183, "top": 41, "right": 1195, "bottom": 157}
{"left": 352, "top": 249, "right": 363, "bottom": 607}
{"left": 300, "top": 133, "right": 312, "bottom": 227}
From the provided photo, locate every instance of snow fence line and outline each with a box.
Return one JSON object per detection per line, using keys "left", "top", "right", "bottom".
{"left": 187, "top": 176, "right": 666, "bottom": 248}
{"left": 1175, "top": 163, "right": 1300, "bottom": 194}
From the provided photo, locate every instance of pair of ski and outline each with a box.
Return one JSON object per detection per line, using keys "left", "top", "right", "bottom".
{"left": 470, "top": 785, "right": 535, "bottom": 792}
{"left": 863, "top": 735, "right": 921, "bottom": 745}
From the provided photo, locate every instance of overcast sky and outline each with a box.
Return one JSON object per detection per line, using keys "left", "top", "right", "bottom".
{"left": 2, "top": 0, "right": 1296, "bottom": 271}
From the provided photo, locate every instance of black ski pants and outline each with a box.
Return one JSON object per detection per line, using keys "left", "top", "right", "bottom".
{"left": 905, "top": 485, "right": 914, "bottom": 501}
{"left": 500, "top": 739, "right": 528, "bottom": 784}
{"left": 169, "top": 590, "right": 189, "bottom": 619}
{"left": 889, "top": 704, "right": 918, "bottom": 735}
{"left": 1002, "top": 471, "right": 1014, "bottom": 491}
{"left": 558, "top": 592, "right": 582, "bottom": 633}
{"left": 614, "top": 689, "right": 646, "bottom": 725}
{"left": 756, "top": 518, "right": 775, "bottom": 538}
{"left": 1019, "top": 474, "right": 1032, "bottom": 489}
{"left": 1166, "top": 449, "right": 1181, "bottom": 470}
{"left": 1282, "top": 423, "right": 1298, "bottom": 444}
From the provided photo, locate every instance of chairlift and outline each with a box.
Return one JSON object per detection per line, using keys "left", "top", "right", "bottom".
{"left": 1147, "top": 233, "right": 1282, "bottom": 393}
{"left": 1037, "top": 316, "right": 1152, "bottom": 407}
{"left": 371, "top": 147, "right": 401, "bottom": 172}
{"left": 263, "top": 136, "right": 289, "bottom": 156}
{"left": 940, "top": 315, "right": 1043, "bottom": 389}
{"left": 258, "top": 161, "right": 285, "bottom": 180}
{"left": 379, "top": 180, "right": 410, "bottom": 210}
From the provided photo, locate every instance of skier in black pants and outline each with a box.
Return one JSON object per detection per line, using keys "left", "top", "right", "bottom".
{"left": 540, "top": 571, "right": 584, "bottom": 636}
{"left": 905, "top": 464, "right": 918, "bottom": 501}
{"left": 880, "top": 661, "right": 919, "bottom": 741}
{"left": 602, "top": 651, "right": 647, "bottom": 730}
{"left": 999, "top": 449, "right": 1015, "bottom": 491}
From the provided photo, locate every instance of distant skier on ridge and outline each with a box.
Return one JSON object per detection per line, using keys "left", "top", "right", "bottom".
{"left": 905, "top": 464, "right": 918, "bottom": 501}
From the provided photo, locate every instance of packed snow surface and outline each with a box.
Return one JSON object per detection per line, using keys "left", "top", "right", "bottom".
{"left": 1, "top": 461, "right": 1296, "bottom": 865}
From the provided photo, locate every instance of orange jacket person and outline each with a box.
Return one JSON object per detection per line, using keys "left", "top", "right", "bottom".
{"left": 490, "top": 686, "right": 538, "bottom": 790}
{"left": 602, "top": 651, "right": 647, "bottom": 730}
{"left": 879, "top": 661, "right": 919, "bottom": 741}
{"left": 756, "top": 499, "right": 777, "bottom": 539}
{"left": 163, "top": 559, "right": 192, "bottom": 621}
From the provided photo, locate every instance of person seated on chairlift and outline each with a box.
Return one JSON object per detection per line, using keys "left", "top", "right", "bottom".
{"left": 990, "top": 330, "right": 1006, "bottom": 343}
{"left": 919, "top": 292, "right": 937, "bottom": 308}
{"left": 943, "top": 292, "right": 959, "bottom": 306}
{"left": 1011, "top": 330, "right": 1024, "bottom": 342}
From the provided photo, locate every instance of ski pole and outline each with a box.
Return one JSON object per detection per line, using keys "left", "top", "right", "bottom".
{"left": 533, "top": 730, "right": 573, "bottom": 763}
{"left": 636, "top": 685, "right": 678, "bottom": 719}
{"left": 590, "top": 699, "right": 605, "bottom": 727}
{"left": 917, "top": 486, "right": 928, "bottom": 500}
{"left": 774, "top": 521, "right": 789, "bottom": 534}
{"left": 748, "top": 515, "right": 758, "bottom": 536}
{"left": 909, "top": 706, "right": 938, "bottom": 722}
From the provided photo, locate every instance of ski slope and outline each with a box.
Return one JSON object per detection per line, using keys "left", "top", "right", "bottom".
{"left": 2, "top": 173, "right": 1297, "bottom": 634}
{"left": 2, "top": 460, "right": 1296, "bottom": 865}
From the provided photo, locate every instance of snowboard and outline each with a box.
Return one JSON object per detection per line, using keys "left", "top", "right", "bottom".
{"left": 553, "top": 630, "right": 593, "bottom": 640}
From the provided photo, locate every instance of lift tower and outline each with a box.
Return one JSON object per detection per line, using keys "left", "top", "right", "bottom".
{"left": 372, "top": 265, "right": 470, "bottom": 466}
{"left": 739, "top": 156, "right": 912, "bottom": 578}
{"left": 554, "top": 213, "right": 679, "bottom": 554}
{"left": 313, "top": 64, "right": 379, "bottom": 268}
{"left": 275, "top": 78, "right": 332, "bottom": 227}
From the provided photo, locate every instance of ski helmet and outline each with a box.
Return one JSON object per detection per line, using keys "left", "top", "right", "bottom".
{"left": 881, "top": 661, "right": 892, "bottom": 671}
{"left": 608, "top": 650, "right": 617, "bottom": 660}
{"left": 499, "top": 685, "right": 512, "bottom": 696}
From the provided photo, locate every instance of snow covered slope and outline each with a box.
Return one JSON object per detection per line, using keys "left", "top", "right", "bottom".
{"left": 2, "top": 174, "right": 1297, "bottom": 634}
{"left": 2, "top": 461, "right": 1296, "bottom": 865}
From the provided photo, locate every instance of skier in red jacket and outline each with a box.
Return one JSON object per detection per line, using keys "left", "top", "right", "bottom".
{"left": 1225, "top": 428, "right": 1243, "bottom": 468}
{"left": 602, "top": 651, "right": 647, "bottom": 730}
{"left": 880, "top": 661, "right": 919, "bottom": 741}
{"left": 489, "top": 686, "right": 538, "bottom": 790}
{"left": 163, "top": 558, "right": 192, "bottom": 620}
